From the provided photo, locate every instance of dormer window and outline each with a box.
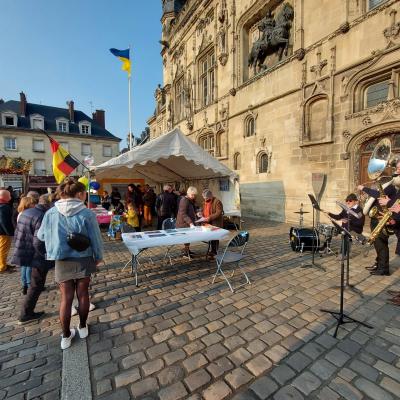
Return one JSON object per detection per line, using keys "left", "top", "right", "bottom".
{"left": 79, "top": 121, "right": 91, "bottom": 135}
{"left": 2, "top": 112, "right": 17, "bottom": 127}
{"left": 56, "top": 118, "right": 69, "bottom": 133}
{"left": 30, "top": 114, "right": 44, "bottom": 130}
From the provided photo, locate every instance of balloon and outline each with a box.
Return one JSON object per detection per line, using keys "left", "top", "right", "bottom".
{"left": 78, "top": 176, "right": 89, "bottom": 190}
{"left": 90, "top": 181, "right": 100, "bottom": 190}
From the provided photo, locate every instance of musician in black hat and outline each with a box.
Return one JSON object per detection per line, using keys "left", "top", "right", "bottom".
{"left": 328, "top": 193, "right": 364, "bottom": 256}
{"left": 328, "top": 193, "right": 364, "bottom": 234}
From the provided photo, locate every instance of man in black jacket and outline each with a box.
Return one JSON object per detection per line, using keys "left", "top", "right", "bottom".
{"left": 328, "top": 193, "right": 365, "bottom": 234}
{"left": 11, "top": 194, "right": 54, "bottom": 324}
{"left": 156, "top": 184, "right": 177, "bottom": 229}
{"left": 328, "top": 193, "right": 365, "bottom": 258}
{"left": 0, "top": 189, "right": 14, "bottom": 273}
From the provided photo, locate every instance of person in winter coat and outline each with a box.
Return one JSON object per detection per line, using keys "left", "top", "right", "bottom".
{"left": 201, "top": 189, "right": 224, "bottom": 260}
{"left": 0, "top": 189, "right": 15, "bottom": 273}
{"left": 12, "top": 195, "right": 54, "bottom": 324}
{"left": 176, "top": 186, "right": 198, "bottom": 257}
{"left": 15, "top": 196, "right": 37, "bottom": 294}
{"left": 38, "top": 178, "right": 103, "bottom": 350}
{"left": 143, "top": 185, "right": 156, "bottom": 227}
{"left": 155, "top": 184, "right": 177, "bottom": 229}
{"left": 110, "top": 187, "right": 122, "bottom": 208}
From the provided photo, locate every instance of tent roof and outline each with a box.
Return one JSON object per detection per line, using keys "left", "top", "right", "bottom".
{"left": 94, "top": 128, "right": 237, "bottom": 183}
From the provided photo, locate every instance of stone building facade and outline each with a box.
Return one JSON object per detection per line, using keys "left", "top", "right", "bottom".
{"left": 0, "top": 92, "right": 120, "bottom": 191}
{"left": 148, "top": 0, "right": 400, "bottom": 224}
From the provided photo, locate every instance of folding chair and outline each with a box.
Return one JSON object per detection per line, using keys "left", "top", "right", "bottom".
{"left": 212, "top": 231, "right": 250, "bottom": 292}
{"left": 161, "top": 218, "right": 178, "bottom": 264}
{"left": 120, "top": 223, "right": 154, "bottom": 271}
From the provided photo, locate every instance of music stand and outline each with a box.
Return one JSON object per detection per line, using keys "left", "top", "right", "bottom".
{"left": 320, "top": 222, "right": 372, "bottom": 337}
{"left": 332, "top": 204, "right": 363, "bottom": 297}
{"left": 300, "top": 194, "right": 325, "bottom": 271}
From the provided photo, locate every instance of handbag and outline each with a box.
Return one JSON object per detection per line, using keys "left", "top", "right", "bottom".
{"left": 61, "top": 213, "right": 91, "bottom": 252}
{"left": 67, "top": 232, "right": 91, "bottom": 252}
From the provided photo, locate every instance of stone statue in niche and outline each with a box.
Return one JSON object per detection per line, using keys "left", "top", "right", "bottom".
{"left": 184, "top": 71, "right": 194, "bottom": 129}
{"left": 218, "top": 26, "right": 226, "bottom": 53}
{"left": 248, "top": 3, "right": 294, "bottom": 75}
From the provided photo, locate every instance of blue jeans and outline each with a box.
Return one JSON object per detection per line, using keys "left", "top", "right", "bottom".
{"left": 20, "top": 266, "right": 32, "bottom": 287}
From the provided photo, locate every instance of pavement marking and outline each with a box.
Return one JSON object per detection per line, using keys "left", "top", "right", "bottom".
{"left": 62, "top": 337, "right": 92, "bottom": 400}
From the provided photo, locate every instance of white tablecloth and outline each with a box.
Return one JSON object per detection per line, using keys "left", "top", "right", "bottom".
{"left": 122, "top": 226, "right": 230, "bottom": 255}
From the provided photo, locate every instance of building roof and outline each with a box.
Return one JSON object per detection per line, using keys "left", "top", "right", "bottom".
{"left": 0, "top": 100, "right": 120, "bottom": 141}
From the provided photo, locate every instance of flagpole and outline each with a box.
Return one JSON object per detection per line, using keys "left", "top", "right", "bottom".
{"left": 128, "top": 44, "right": 133, "bottom": 150}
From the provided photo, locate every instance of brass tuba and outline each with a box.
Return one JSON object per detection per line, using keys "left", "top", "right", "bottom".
{"left": 363, "top": 138, "right": 396, "bottom": 241}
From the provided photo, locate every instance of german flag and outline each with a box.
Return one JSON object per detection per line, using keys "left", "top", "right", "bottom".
{"left": 50, "top": 138, "right": 80, "bottom": 183}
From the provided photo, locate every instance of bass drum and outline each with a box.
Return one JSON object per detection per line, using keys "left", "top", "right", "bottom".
{"left": 289, "top": 227, "right": 320, "bottom": 252}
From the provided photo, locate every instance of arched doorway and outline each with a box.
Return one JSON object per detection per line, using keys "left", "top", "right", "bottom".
{"left": 346, "top": 123, "right": 400, "bottom": 190}
{"left": 359, "top": 133, "right": 400, "bottom": 185}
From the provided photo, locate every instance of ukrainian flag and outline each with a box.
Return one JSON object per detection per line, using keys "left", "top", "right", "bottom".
{"left": 109, "top": 48, "right": 131, "bottom": 76}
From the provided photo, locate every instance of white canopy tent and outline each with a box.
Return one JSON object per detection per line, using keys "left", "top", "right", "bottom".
{"left": 94, "top": 128, "right": 240, "bottom": 214}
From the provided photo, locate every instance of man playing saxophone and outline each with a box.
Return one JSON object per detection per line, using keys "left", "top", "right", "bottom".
{"left": 358, "top": 167, "right": 400, "bottom": 276}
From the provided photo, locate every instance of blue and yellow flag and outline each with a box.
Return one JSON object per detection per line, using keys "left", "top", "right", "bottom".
{"left": 109, "top": 48, "right": 131, "bottom": 76}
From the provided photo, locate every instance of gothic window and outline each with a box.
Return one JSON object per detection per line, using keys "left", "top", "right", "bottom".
{"left": 368, "top": 0, "right": 387, "bottom": 10}
{"left": 175, "top": 76, "right": 185, "bottom": 121}
{"left": 258, "top": 152, "right": 269, "bottom": 173}
{"left": 305, "top": 96, "right": 329, "bottom": 142}
{"left": 233, "top": 152, "right": 241, "bottom": 170}
{"left": 199, "top": 51, "right": 215, "bottom": 107}
{"left": 364, "top": 80, "right": 389, "bottom": 108}
{"left": 199, "top": 132, "right": 215, "bottom": 156}
{"left": 245, "top": 116, "right": 255, "bottom": 137}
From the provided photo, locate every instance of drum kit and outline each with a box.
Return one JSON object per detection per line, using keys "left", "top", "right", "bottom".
{"left": 289, "top": 204, "right": 338, "bottom": 256}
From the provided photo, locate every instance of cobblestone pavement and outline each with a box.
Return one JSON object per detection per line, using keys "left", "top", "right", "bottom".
{"left": 1, "top": 218, "right": 400, "bottom": 399}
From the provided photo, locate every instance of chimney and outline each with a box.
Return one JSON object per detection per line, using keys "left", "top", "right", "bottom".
{"left": 92, "top": 109, "right": 105, "bottom": 128}
{"left": 20, "top": 92, "right": 27, "bottom": 116}
{"left": 67, "top": 100, "right": 74, "bottom": 122}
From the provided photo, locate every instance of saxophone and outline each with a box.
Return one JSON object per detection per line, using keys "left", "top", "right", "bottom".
{"left": 368, "top": 199, "right": 399, "bottom": 244}
{"left": 368, "top": 181, "right": 395, "bottom": 235}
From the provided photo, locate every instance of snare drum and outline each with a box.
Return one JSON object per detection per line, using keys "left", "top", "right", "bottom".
{"left": 318, "top": 223, "right": 338, "bottom": 238}
{"left": 289, "top": 227, "right": 320, "bottom": 252}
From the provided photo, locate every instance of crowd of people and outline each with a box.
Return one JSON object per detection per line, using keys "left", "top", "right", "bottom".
{"left": 0, "top": 180, "right": 224, "bottom": 349}
{"left": 102, "top": 183, "right": 224, "bottom": 259}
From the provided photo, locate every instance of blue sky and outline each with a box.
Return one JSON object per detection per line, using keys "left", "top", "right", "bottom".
{"left": 0, "top": 0, "right": 162, "bottom": 148}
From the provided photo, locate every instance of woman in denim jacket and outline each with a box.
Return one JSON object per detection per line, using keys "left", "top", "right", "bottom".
{"left": 38, "top": 178, "right": 103, "bottom": 350}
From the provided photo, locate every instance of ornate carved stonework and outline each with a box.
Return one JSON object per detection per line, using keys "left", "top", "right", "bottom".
{"left": 310, "top": 48, "right": 327, "bottom": 79}
{"left": 295, "top": 48, "right": 306, "bottom": 61}
{"left": 248, "top": 3, "right": 294, "bottom": 75}
{"left": 218, "top": 53, "right": 228, "bottom": 66}
{"left": 339, "top": 21, "right": 350, "bottom": 34}
{"left": 345, "top": 99, "right": 400, "bottom": 120}
{"left": 362, "top": 116, "right": 372, "bottom": 125}
{"left": 383, "top": 9, "right": 400, "bottom": 45}
{"left": 342, "top": 130, "right": 351, "bottom": 139}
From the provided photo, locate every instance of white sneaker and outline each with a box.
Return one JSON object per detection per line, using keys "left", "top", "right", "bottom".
{"left": 61, "top": 328, "right": 76, "bottom": 350}
{"left": 71, "top": 303, "right": 95, "bottom": 316}
{"left": 71, "top": 305, "right": 78, "bottom": 317}
{"left": 77, "top": 324, "right": 89, "bottom": 339}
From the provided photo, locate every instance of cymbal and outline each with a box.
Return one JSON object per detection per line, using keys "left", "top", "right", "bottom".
{"left": 294, "top": 211, "right": 310, "bottom": 214}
